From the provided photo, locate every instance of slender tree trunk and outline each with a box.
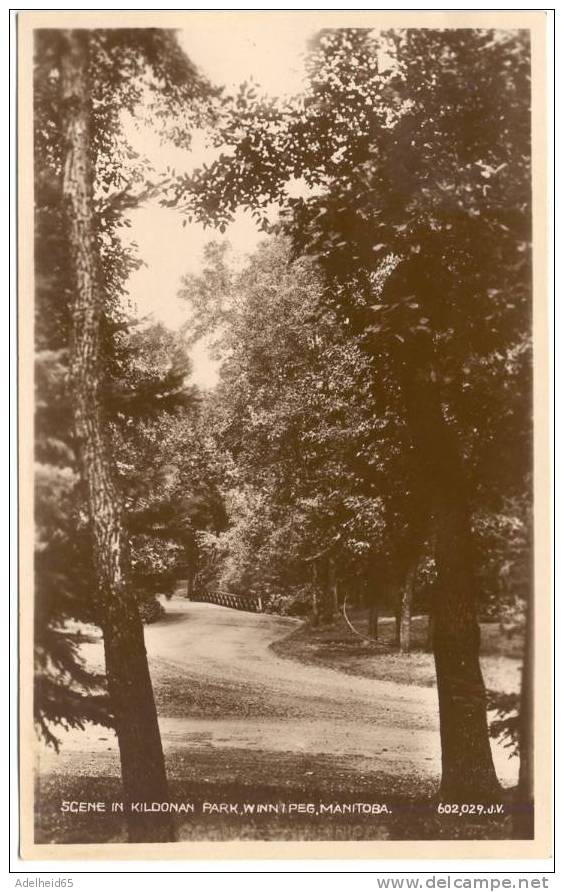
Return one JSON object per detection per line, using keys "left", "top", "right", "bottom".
{"left": 185, "top": 532, "right": 197, "bottom": 600}
{"left": 514, "top": 595, "right": 534, "bottom": 837}
{"left": 60, "top": 30, "right": 174, "bottom": 842}
{"left": 382, "top": 259, "right": 501, "bottom": 802}
{"left": 398, "top": 563, "right": 415, "bottom": 654}
{"left": 426, "top": 613, "right": 435, "bottom": 652}
{"left": 368, "top": 601, "right": 379, "bottom": 640}
{"left": 186, "top": 571, "right": 194, "bottom": 600}
{"left": 311, "top": 562, "right": 320, "bottom": 627}
{"left": 311, "top": 589, "right": 320, "bottom": 626}
{"left": 327, "top": 557, "right": 339, "bottom": 623}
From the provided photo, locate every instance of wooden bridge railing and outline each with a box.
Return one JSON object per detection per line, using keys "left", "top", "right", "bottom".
{"left": 188, "top": 590, "right": 263, "bottom": 613}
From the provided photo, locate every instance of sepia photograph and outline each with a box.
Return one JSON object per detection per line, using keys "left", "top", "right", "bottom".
{"left": 17, "top": 9, "right": 551, "bottom": 860}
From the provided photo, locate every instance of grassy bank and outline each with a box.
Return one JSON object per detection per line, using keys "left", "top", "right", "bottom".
{"left": 270, "top": 611, "right": 523, "bottom": 693}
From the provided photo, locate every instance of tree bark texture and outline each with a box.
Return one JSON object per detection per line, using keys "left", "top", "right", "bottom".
{"left": 382, "top": 259, "right": 500, "bottom": 801}
{"left": 60, "top": 30, "right": 174, "bottom": 842}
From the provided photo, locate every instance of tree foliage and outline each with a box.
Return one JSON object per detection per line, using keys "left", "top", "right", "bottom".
{"left": 34, "top": 28, "right": 217, "bottom": 744}
{"left": 175, "top": 28, "right": 532, "bottom": 622}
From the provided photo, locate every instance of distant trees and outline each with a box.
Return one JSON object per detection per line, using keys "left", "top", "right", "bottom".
{"left": 179, "top": 237, "right": 413, "bottom": 618}
{"left": 176, "top": 28, "right": 532, "bottom": 803}
{"left": 116, "top": 372, "right": 229, "bottom": 610}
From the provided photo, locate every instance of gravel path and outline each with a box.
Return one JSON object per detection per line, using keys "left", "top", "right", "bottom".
{"left": 38, "top": 598, "right": 518, "bottom": 788}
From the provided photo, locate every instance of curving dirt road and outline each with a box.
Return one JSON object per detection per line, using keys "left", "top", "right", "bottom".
{"left": 38, "top": 598, "right": 518, "bottom": 788}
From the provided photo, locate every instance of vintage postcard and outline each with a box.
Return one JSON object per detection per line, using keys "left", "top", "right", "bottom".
{"left": 17, "top": 9, "right": 552, "bottom": 861}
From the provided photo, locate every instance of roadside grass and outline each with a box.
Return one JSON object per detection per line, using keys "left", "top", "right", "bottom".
{"left": 270, "top": 611, "right": 523, "bottom": 694}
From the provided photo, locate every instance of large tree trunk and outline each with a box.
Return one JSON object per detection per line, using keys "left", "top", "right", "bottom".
{"left": 382, "top": 259, "right": 501, "bottom": 802}
{"left": 431, "top": 488, "right": 500, "bottom": 800}
{"left": 60, "top": 30, "right": 174, "bottom": 842}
